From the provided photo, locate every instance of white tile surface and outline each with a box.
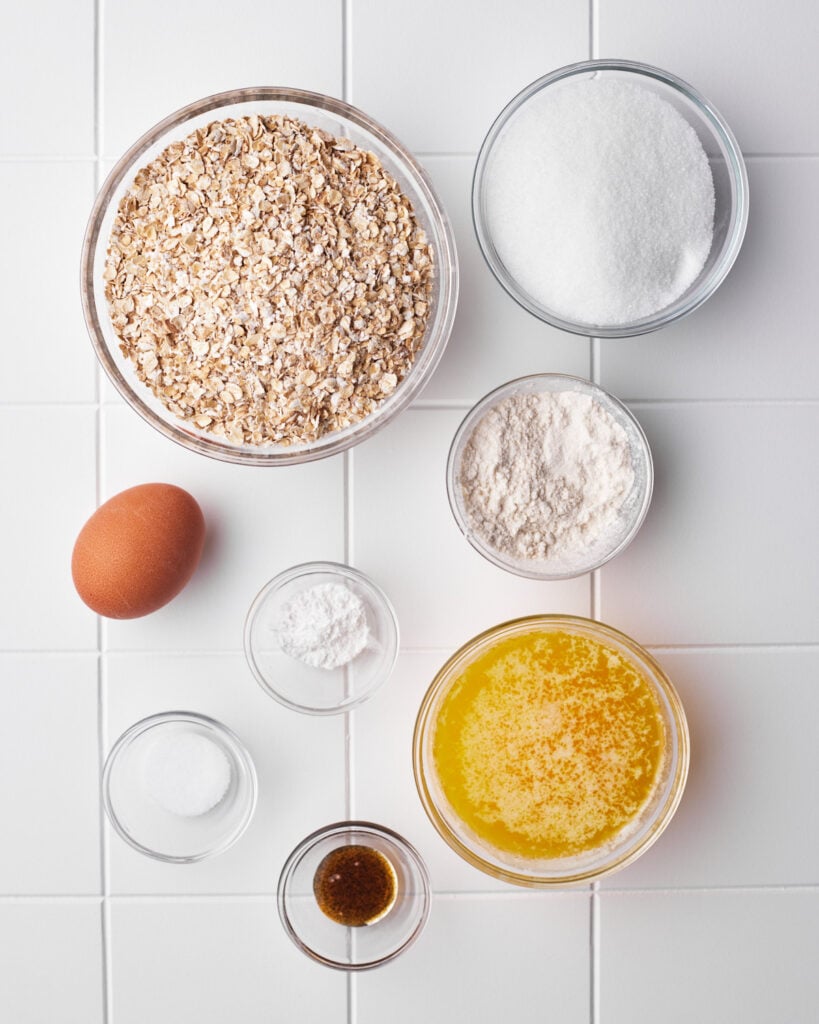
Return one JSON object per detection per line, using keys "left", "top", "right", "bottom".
{"left": 103, "top": 0, "right": 343, "bottom": 159}
{"left": 0, "top": 901, "right": 103, "bottom": 1024}
{"left": 352, "top": 408, "right": 590, "bottom": 650}
{"left": 600, "top": 890, "right": 819, "bottom": 1023}
{"left": 357, "top": 894, "right": 590, "bottom": 1024}
{"left": 354, "top": 651, "right": 518, "bottom": 892}
{"left": 352, "top": 0, "right": 588, "bottom": 153}
{"left": 599, "top": 159, "right": 819, "bottom": 400}
{"left": 101, "top": 405, "right": 345, "bottom": 651}
{"left": 598, "top": 403, "right": 819, "bottom": 644}
{"left": 421, "top": 157, "right": 590, "bottom": 403}
{"left": 4, "top": 0, "right": 819, "bottom": 1019}
{"left": 105, "top": 653, "right": 345, "bottom": 894}
{"left": 603, "top": 648, "right": 819, "bottom": 889}
{"left": 110, "top": 899, "right": 346, "bottom": 1024}
{"left": 0, "top": 4, "right": 94, "bottom": 157}
{"left": 0, "top": 655, "right": 100, "bottom": 894}
{"left": 0, "top": 163, "right": 97, "bottom": 403}
{"left": 0, "top": 407, "right": 97, "bottom": 651}
{"left": 598, "top": 0, "right": 819, "bottom": 153}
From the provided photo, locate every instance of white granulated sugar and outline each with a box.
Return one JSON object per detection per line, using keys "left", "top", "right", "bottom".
{"left": 278, "top": 582, "right": 370, "bottom": 670}
{"left": 458, "top": 389, "right": 635, "bottom": 566}
{"left": 486, "top": 78, "right": 715, "bottom": 326}
{"left": 143, "top": 732, "right": 232, "bottom": 818}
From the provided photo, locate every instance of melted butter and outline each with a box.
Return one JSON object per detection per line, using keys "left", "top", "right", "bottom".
{"left": 432, "top": 629, "right": 666, "bottom": 859}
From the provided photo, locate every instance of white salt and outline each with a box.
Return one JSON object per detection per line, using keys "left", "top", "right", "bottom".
{"left": 485, "top": 78, "right": 715, "bottom": 326}
{"left": 142, "top": 732, "right": 232, "bottom": 817}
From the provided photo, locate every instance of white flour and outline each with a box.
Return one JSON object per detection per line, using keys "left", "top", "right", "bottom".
{"left": 458, "top": 389, "right": 635, "bottom": 566}
{"left": 278, "top": 582, "right": 369, "bottom": 670}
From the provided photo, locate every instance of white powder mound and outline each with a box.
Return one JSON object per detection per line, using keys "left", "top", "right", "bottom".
{"left": 485, "top": 78, "right": 715, "bottom": 326}
{"left": 458, "top": 389, "right": 635, "bottom": 566}
{"left": 143, "top": 732, "right": 232, "bottom": 818}
{"left": 278, "top": 582, "right": 370, "bottom": 670}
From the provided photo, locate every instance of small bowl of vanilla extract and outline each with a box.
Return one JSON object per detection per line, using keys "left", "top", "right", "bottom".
{"left": 277, "top": 821, "right": 431, "bottom": 970}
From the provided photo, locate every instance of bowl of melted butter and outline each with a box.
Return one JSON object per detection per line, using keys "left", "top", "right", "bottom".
{"left": 413, "top": 615, "right": 689, "bottom": 886}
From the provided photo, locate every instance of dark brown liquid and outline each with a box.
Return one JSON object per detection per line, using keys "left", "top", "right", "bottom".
{"left": 313, "top": 844, "right": 397, "bottom": 927}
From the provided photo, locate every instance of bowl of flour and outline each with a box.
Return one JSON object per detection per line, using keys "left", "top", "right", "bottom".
{"left": 447, "top": 374, "right": 653, "bottom": 579}
{"left": 473, "top": 60, "right": 748, "bottom": 337}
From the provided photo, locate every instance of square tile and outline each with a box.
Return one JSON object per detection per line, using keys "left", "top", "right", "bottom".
{"left": 598, "top": 160, "right": 819, "bottom": 400}
{"left": 603, "top": 648, "right": 819, "bottom": 889}
{"left": 598, "top": 0, "right": 819, "bottom": 153}
{"left": 101, "top": 405, "right": 345, "bottom": 651}
{"left": 103, "top": 0, "right": 343, "bottom": 159}
{"left": 0, "top": 163, "right": 97, "bottom": 403}
{"left": 598, "top": 403, "right": 819, "bottom": 644}
{"left": 0, "top": 901, "right": 103, "bottom": 1024}
{"left": 110, "top": 899, "right": 345, "bottom": 1024}
{"left": 105, "top": 653, "right": 345, "bottom": 894}
{"left": 354, "top": 651, "right": 518, "bottom": 892}
{"left": 0, "top": 407, "right": 97, "bottom": 650}
{"left": 600, "top": 891, "right": 819, "bottom": 1023}
{"left": 0, "top": 655, "right": 100, "bottom": 894}
{"left": 352, "top": 408, "right": 590, "bottom": 650}
{"left": 357, "top": 894, "right": 589, "bottom": 1024}
{"left": 352, "top": 0, "right": 588, "bottom": 153}
{"left": 1, "top": 4, "right": 94, "bottom": 156}
{"left": 421, "top": 157, "right": 590, "bottom": 403}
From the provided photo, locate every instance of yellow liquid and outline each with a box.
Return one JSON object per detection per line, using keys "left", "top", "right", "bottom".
{"left": 432, "top": 629, "right": 667, "bottom": 860}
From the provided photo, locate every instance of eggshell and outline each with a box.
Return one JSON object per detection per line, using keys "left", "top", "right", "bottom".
{"left": 71, "top": 483, "right": 206, "bottom": 619}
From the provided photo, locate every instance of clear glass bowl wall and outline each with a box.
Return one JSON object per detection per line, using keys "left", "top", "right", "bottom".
{"left": 81, "top": 87, "right": 459, "bottom": 465}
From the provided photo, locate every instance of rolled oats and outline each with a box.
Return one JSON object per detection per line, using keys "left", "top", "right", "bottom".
{"left": 104, "top": 114, "right": 435, "bottom": 446}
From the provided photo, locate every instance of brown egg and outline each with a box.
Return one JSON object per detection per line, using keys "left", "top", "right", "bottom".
{"left": 71, "top": 483, "right": 206, "bottom": 619}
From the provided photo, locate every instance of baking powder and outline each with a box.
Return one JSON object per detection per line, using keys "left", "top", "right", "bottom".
{"left": 458, "top": 389, "right": 635, "bottom": 567}
{"left": 278, "top": 582, "right": 370, "bottom": 670}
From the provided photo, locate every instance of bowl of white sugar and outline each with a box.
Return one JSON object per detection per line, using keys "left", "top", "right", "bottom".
{"left": 447, "top": 374, "right": 653, "bottom": 579}
{"left": 473, "top": 60, "right": 748, "bottom": 337}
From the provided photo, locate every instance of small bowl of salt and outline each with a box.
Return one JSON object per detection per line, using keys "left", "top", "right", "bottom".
{"left": 244, "top": 562, "right": 399, "bottom": 715}
{"left": 102, "top": 711, "right": 257, "bottom": 862}
{"left": 473, "top": 59, "right": 748, "bottom": 337}
{"left": 447, "top": 373, "right": 653, "bottom": 580}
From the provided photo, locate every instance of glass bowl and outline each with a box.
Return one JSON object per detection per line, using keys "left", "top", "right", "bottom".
{"left": 413, "top": 615, "right": 689, "bottom": 887}
{"left": 278, "top": 821, "right": 431, "bottom": 970}
{"left": 473, "top": 59, "right": 748, "bottom": 337}
{"left": 102, "top": 711, "right": 257, "bottom": 863}
{"left": 81, "top": 87, "right": 458, "bottom": 465}
{"left": 446, "top": 373, "right": 653, "bottom": 579}
{"left": 244, "top": 561, "right": 399, "bottom": 715}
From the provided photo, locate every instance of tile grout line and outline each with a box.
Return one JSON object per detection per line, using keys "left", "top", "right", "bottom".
{"left": 588, "top": 2, "right": 600, "bottom": 1018}
{"left": 4, "top": 153, "right": 819, "bottom": 163}
{"left": 8, "top": 641, "right": 819, "bottom": 657}
{"left": 6, "top": 397, "right": 819, "bottom": 410}
{"left": 93, "top": 0, "right": 112, "bottom": 1020}
{"left": 342, "top": 4, "right": 356, "bottom": 1018}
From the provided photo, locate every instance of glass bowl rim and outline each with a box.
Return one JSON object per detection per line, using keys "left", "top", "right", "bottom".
{"left": 445, "top": 372, "right": 654, "bottom": 580}
{"left": 277, "top": 819, "right": 432, "bottom": 971}
{"left": 243, "top": 560, "right": 400, "bottom": 715}
{"left": 80, "top": 85, "right": 459, "bottom": 465}
{"left": 101, "top": 710, "right": 259, "bottom": 864}
{"left": 413, "top": 614, "right": 690, "bottom": 887}
{"left": 472, "top": 58, "right": 749, "bottom": 338}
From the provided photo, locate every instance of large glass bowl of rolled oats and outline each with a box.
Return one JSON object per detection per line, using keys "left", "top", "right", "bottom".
{"left": 81, "top": 88, "right": 458, "bottom": 465}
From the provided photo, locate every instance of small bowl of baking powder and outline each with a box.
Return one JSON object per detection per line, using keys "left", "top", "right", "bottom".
{"left": 447, "top": 374, "right": 653, "bottom": 580}
{"left": 244, "top": 562, "right": 399, "bottom": 714}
